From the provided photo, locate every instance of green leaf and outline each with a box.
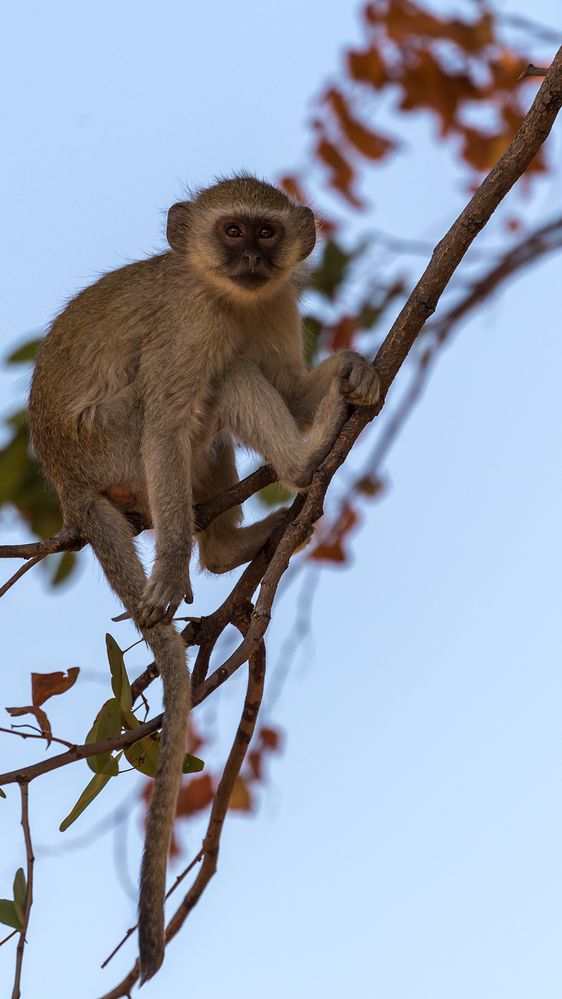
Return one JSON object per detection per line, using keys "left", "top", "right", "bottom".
{"left": 0, "top": 788, "right": 6, "bottom": 799}
{"left": 13, "top": 869, "right": 26, "bottom": 927}
{"left": 6, "top": 337, "right": 42, "bottom": 364}
{"left": 124, "top": 730, "right": 204, "bottom": 778}
{"left": 125, "top": 733, "right": 161, "bottom": 778}
{"left": 183, "top": 753, "right": 205, "bottom": 774}
{"left": 86, "top": 698, "right": 122, "bottom": 774}
{"left": 59, "top": 753, "right": 123, "bottom": 832}
{"left": 121, "top": 709, "right": 140, "bottom": 730}
{"left": 0, "top": 899, "right": 23, "bottom": 931}
{"left": 51, "top": 550, "right": 76, "bottom": 586}
{"left": 106, "top": 634, "right": 132, "bottom": 712}
{"left": 306, "top": 240, "right": 357, "bottom": 301}
{"left": 258, "top": 481, "right": 295, "bottom": 508}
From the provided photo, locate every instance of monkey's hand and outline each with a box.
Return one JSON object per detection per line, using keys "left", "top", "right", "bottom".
{"left": 339, "top": 353, "right": 381, "bottom": 407}
{"left": 137, "top": 564, "right": 194, "bottom": 628}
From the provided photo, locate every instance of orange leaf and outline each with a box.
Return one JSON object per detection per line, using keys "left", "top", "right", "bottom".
{"left": 278, "top": 173, "right": 338, "bottom": 236}
{"left": 315, "top": 138, "right": 364, "bottom": 208}
{"left": 487, "top": 50, "right": 528, "bottom": 91}
{"left": 246, "top": 749, "right": 263, "bottom": 782}
{"left": 328, "top": 315, "right": 357, "bottom": 352}
{"left": 175, "top": 774, "right": 215, "bottom": 817}
{"left": 31, "top": 668, "right": 80, "bottom": 707}
{"left": 278, "top": 174, "right": 308, "bottom": 204}
{"left": 356, "top": 475, "right": 385, "bottom": 498}
{"left": 259, "top": 726, "right": 282, "bottom": 751}
{"left": 309, "top": 505, "right": 360, "bottom": 563}
{"left": 461, "top": 127, "right": 511, "bottom": 172}
{"left": 229, "top": 777, "right": 253, "bottom": 813}
{"left": 325, "top": 88, "right": 397, "bottom": 161}
{"left": 398, "top": 51, "right": 479, "bottom": 135}
{"left": 347, "top": 46, "right": 387, "bottom": 88}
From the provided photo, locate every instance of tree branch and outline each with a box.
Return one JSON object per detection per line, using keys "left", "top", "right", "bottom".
{"left": 353, "top": 212, "right": 562, "bottom": 488}
{"left": 206, "top": 47, "right": 562, "bottom": 679}
{"left": 11, "top": 782, "right": 34, "bottom": 999}
{"left": 0, "top": 467, "right": 276, "bottom": 566}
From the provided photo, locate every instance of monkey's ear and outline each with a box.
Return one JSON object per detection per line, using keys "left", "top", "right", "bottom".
{"left": 297, "top": 206, "right": 316, "bottom": 260}
{"left": 167, "top": 202, "right": 193, "bottom": 253}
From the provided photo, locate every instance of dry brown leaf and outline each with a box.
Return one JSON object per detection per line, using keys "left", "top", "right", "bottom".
{"left": 309, "top": 505, "right": 360, "bottom": 563}
{"left": 32, "top": 667, "right": 79, "bottom": 707}
{"left": 6, "top": 705, "right": 52, "bottom": 746}
{"left": 259, "top": 726, "right": 282, "bottom": 751}
{"left": 175, "top": 774, "right": 215, "bottom": 817}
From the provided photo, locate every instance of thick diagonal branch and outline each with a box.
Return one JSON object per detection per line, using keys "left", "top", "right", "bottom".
{"left": 210, "top": 49, "right": 562, "bottom": 679}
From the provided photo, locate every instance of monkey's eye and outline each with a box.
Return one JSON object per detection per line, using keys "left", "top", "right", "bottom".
{"left": 224, "top": 224, "right": 243, "bottom": 238}
{"left": 257, "top": 224, "right": 275, "bottom": 240}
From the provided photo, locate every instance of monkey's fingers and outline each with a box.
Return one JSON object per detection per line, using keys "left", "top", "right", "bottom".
{"left": 340, "top": 362, "right": 381, "bottom": 407}
{"left": 138, "top": 575, "right": 187, "bottom": 628}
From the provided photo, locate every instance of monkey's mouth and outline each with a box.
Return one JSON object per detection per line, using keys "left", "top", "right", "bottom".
{"left": 229, "top": 272, "right": 271, "bottom": 289}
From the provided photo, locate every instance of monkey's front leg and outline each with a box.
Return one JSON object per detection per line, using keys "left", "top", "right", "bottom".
{"left": 137, "top": 430, "right": 194, "bottom": 628}
{"left": 221, "top": 360, "right": 346, "bottom": 490}
{"left": 289, "top": 350, "right": 381, "bottom": 427}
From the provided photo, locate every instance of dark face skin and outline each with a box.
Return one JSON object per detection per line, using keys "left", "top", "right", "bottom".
{"left": 215, "top": 215, "right": 285, "bottom": 289}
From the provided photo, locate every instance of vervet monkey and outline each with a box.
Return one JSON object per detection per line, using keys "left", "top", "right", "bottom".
{"left": 28, "top": 174, "right": 380, "bottom": 980}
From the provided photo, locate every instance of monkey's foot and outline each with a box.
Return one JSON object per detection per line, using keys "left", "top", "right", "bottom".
{"left": 203, "top": 508, "right": 289, "bottom": 573}
{"left": 340, "top": 356, "right": 381, "bottom": 407}
{"left": 138, "top": 572, "right": 193, "bottom": 628}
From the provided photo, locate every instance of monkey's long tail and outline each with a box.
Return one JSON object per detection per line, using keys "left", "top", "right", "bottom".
{"left": 82, "top": 495, "right": 190, "bottom": 983}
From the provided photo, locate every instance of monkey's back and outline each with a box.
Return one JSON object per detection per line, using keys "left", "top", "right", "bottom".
{"left": 29, "top": 253, "right": 175, "bottom": 493}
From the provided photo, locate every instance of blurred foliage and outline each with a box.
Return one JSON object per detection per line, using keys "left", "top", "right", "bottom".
{"left": 0, "top": 339, "right": 77, "bottom": 583}
{"left": 282, "top": 0, "right": 545, "bottom": 208}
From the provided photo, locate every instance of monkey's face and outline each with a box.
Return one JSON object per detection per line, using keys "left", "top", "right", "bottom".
{"left": 214, "top": 215, "right": 284, "bottom": 292}
{"left": 167, "top": 178, "right": 317, "bottom": 302}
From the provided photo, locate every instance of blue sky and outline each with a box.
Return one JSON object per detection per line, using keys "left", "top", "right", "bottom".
{"left": 1, "top": 2, "right": 562, "bottom": 997}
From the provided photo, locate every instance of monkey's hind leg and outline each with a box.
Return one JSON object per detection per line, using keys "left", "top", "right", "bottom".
{"left": 196, "top": 439, "right": 287, "bottom": 573}
{"left": 80, "top": 495, "right": 190, "bottom": 982}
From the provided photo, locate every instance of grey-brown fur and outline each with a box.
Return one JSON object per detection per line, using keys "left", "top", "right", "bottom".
{"left": 28, "top": 175, "right": 380, "bottom": 981}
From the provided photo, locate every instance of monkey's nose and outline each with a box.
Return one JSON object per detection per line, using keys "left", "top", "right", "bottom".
{"left": 243, "top": 253, "right": 262, "bottom": 273}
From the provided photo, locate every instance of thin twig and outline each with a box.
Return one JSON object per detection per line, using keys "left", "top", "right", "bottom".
{"left": 0, "top": 726, "right": 75, "bottom": 750}
{"left": 518, "top": 64, "right": 549, "bottom": 81}
{"left": 11, "top": 782, "right": 34, "bottom": 999}
{"left": 0, "top": 556, "right": 45, "bottom": 598}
